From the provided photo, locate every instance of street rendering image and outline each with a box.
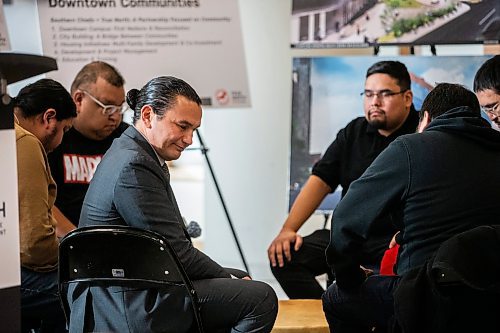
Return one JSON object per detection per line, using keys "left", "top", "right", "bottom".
{"left": 291, "top": 0, "right": 499, "bottom": 47}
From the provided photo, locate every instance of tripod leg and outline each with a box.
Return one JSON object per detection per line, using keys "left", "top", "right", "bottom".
{"left": 195, "top": 129, "right": 250, "bottom": 274}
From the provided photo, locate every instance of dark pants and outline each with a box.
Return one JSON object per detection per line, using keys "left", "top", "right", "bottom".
{"left": 270, "top": 229, "right": 333, "bottom": 299}
{"left": 322, "top": 275, "right": 399, "bottom": 333}
{"left": 20, "top": 267, "right": 67, "bottom": 333}
{"left": 193, "top": 270, "right": 278, "bottom": 333}
{"left": 66, "top": 268, "right": 278, "bottom": 333}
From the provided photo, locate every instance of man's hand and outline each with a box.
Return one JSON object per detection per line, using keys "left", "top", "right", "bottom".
{"left": 230, "top": 274, "right": 252, "bottom": 280}
{"left": 389, "top": 231, "right": 400, "bottom": 248}
{"left": 360, "top": 265, "right": 374, "bottom": 278}
{"left": 268, "top": 228, "right": 303, "bottom": 268}
{"left": 53, "top": 206, "right": 76, "bottom": 238}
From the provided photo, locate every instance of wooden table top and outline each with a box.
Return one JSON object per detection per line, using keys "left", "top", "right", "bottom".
{"left": 271, "top": 299, "right": 329, "bottom": 333}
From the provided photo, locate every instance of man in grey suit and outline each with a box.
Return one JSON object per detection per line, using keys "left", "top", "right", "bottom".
{"left": 76, "top": 76, "right": 278, "bottom": 332}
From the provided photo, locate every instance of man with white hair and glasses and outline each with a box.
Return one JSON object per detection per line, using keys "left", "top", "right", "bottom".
{"left": 48, "top": 61, "right": 129, "bottom": 234}
{"left": 474, "top": 55, "right": 500, "bottom": 130}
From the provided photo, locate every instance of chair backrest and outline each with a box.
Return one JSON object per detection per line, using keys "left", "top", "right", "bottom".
{"left": 430, "top": 225, "right": 500, "bottom": 332}
{"left": 58, "top": 225, "right": 203, "bottom": 332}
{"left": 431, "top": 225, "right": 500, "bottom": 291}
{"left": 394, "top": 225, "right": 500, "bottom": 333}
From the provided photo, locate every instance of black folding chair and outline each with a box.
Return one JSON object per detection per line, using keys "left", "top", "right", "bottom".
{"left": 58, "top": 225, "right": 203, "bottom": 333}
{"left": 394, "top": 225, "right": 500, "bottom": 333}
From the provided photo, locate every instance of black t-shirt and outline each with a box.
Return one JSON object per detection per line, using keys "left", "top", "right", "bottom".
{"left": 48, "top": 122, "right": 129, "bottom": 226}
{"left": 312, "top": 111, "right": 419, "bottom": 263}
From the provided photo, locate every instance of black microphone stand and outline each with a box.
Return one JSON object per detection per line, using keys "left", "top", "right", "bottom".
{"left": 186, "top": 129, "right": 250, "bottom": 274}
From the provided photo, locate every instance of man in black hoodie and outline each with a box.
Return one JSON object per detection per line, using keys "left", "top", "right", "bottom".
{"left": 322, "top": 83, "right": 500, "bottom": 333}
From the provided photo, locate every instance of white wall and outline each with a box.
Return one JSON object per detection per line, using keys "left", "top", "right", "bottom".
{"left": 202, "top": 0, "right": 292, "bottom": 279}
{"left": 3, "top": 0, "right": 44, "bottom": 95}
{"left": 201, "top": 1, "right": 374, "bottom": 280}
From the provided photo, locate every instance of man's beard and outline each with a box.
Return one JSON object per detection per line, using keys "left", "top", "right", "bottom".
{"left": 42, "top": 126, "right": 58, "bottom": 153}
{"left": 367, "top": 117, "right": 387, "bottom": 130}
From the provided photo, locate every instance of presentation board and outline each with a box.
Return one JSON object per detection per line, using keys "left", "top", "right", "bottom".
{"left": 0, "top": 4, "right": 20, "bottom": 331}
{"left": 37, "top": 0, "right": 251, "bottom": 108}
{"left": 0, "top": 2, "right": 10, "bottom": 51}
{"left": 289, "top": 55, "right": 493, "bottom": 212}
{"left": 0, "top": 107, "right": 20, "bottom": 333}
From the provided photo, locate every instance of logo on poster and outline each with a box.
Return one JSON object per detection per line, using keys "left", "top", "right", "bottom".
{"left": 215, "top": 89, "right": 230, "bottom": 105}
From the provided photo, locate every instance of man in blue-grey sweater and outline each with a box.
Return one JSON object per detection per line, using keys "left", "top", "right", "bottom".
{"left": 322, "top": 83, "right": 500, "bottom": 332}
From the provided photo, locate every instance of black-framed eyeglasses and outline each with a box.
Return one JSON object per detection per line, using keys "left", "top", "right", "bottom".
{"left": 481, "top": 101, "right": 500, "bottom": 118}
{"left": 81, "top": 90, "right": 129, "bottom": 116}
{"left": 361, "top": 89, "right": 407, "bottom": 99}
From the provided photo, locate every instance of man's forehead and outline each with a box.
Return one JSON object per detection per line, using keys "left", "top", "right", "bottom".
{"left": 90, "top": 77, "right": 125, "bottom": 102}
{"left": 93, "top": 76, "right": 124, "bottom": 90}
{"left": 176, "top": 115, "right": 202, "bottom": 128}
{"left": 365, "top": 73, "right": 399, "bottom": 87}
{"left": 169, "top": 101, "right": 202, "bottom": 127}
{"left": 477, "top": 89, "right": 500, "bottom": 103}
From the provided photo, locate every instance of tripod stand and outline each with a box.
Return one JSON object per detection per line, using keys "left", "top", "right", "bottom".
{"left": 186, "top": 129, "right": 250, "bottom": 274}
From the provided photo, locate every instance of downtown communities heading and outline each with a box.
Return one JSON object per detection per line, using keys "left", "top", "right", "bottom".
{"left": 49, "top": 0, "right": 200, "bottom": 8}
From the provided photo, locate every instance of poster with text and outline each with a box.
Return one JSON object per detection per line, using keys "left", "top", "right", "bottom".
{"left": 0, "top": 118, "right": 21, "bottom": 290}
{"left": 290, "top": 55, "right": 492, "bottom": 212}
{"left": 0, "top": 2, "right": 11, "bottom": 51}
{"left": 37, "top": 0, "right": 250, "bottom": 108}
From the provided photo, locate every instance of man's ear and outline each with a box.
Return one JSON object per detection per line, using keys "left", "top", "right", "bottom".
{"left": 42, "top": 108, "right": 57, "bottom": 128}
{"left": 73, "top": 91, "right": 84, "bottom": 111}
{"left": 141, "top": 105, "right": 153, "bottom": 128}
{"left": 404, "top": 90, "right": 413, "bottom": 109}
{"left": 417, "top": 111, "right": 431, "bottom": 133}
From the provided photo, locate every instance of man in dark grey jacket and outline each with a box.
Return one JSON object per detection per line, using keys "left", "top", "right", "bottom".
{"left": 76, "top": 76, "right": 278, "bottom": 333}
{"left": 322, "top": 83, "right": 500, "bottom": 333}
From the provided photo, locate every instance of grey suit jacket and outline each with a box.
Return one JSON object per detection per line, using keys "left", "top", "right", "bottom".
{"left": 80, "top": 126, "right": 228, "bottom": 280}
{"left": 68, "top": 126, "right": 229, "bottom": 332}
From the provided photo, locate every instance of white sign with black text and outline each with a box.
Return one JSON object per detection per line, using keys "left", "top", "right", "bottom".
{"left": 0, "top": 129, "right": 20, "bottom": 290}
{"left": 37, "top": 0, "right": 251, "bottom": 108}
{"left": 0, "top": 2, "right": 11, "bottom": 51}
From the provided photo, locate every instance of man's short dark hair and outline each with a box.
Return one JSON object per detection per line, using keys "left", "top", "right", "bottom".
{"left": 126, "top": 76, "right": 202, "bottom": 124}
{"left": 366, "top": 61, "right": 411, "bottom": 91}
{"left": 420, "top": 83, "right": 480, "bottom": 119}
{"left": 14, "top": 78, "right": 77, "bottom": 120}
{"left": 71, "top": 61, "right": 125, "bottom": 93}
{"left": 473, "top": 55, "right": 500, "bottom": 94}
